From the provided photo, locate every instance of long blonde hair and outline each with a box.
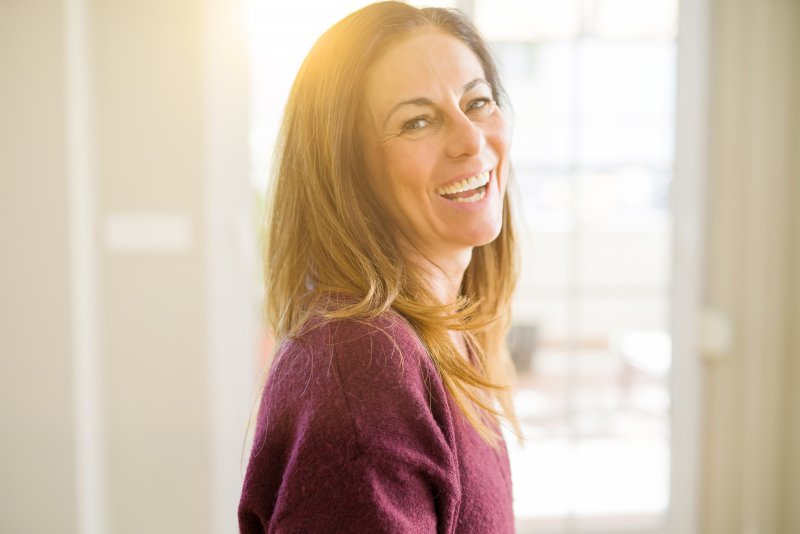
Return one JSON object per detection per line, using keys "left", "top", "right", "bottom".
{"left": 262, "top": 1, "right": 522, "bottom": 447}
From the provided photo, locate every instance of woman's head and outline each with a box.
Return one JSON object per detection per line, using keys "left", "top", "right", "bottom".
{"left": 360, "top": 26, "right": 510, "bottom": 274}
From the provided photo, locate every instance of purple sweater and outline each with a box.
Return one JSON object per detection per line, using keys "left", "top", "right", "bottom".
{"left": 238, "top": 311, "right": 514, "bottom": 533}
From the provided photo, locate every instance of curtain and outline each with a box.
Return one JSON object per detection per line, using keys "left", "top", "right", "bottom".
{"left": 702, "top": 0, "right": 800, "bottom": 533}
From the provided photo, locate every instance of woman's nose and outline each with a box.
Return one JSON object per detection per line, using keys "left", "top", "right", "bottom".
{"left": 444, "top": 113, "right": 485, "bottom": 158}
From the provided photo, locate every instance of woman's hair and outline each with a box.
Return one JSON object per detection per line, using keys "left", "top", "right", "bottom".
{"left": 262, "top": 1, "right": 521, "bottom": 446}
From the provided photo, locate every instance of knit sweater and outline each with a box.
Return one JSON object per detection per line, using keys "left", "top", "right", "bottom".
{"left": 238, "top": 310, "right": 515, "bottom": 533}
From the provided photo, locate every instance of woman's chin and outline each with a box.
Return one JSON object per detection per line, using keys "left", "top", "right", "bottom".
{"left": 456, "top": 222, "right": 504, "bottom": 249}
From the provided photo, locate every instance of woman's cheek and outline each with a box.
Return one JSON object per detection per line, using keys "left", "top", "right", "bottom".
{"left": 390, "top": 146, "right": 432, "bottom": 190}
{"left": 489, "top": 113, "right": 511, "bottom": 147}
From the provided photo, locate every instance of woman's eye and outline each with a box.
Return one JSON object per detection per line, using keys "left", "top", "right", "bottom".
{"left": 401, "top": 116, "right": 430, "bottom": 131}
{"left": 467, "top": 97, "right": 494, "bottom": 112}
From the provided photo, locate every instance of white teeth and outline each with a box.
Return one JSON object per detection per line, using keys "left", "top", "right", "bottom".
{"left": 452, "top": 189, "right": 486, "bottom": 203}
{"left": 435, "top": 171, "right": 491, "bottom": 196}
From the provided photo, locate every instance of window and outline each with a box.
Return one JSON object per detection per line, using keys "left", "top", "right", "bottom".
{"left": 478, "top": 1, "right": 678, "bottom": 530}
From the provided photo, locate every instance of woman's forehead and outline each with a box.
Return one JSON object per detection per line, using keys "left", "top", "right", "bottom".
{"left": 364, "top": 29, "right": 487, "bottom": 113}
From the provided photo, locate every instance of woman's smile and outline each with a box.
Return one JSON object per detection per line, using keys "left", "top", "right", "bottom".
{"left": 436, "top": 170, "right": 492, "bottom": 209}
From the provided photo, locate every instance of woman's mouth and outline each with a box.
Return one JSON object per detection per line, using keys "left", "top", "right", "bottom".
{"left": 435, "top": 170, "right": 490, "bottom": 204}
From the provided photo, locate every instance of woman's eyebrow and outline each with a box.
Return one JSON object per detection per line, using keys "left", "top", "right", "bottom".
{"left": 462, "top": 77, "right": 489, "bottom": 93}
{"left": 382, "top": 77, "right": 490, "bottom": 128}
{"left": 382, "top": 97, "right": 434, "bottom": 129}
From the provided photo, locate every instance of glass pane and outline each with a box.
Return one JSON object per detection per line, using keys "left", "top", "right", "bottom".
{"left": 574, "top": 167, "right": 672, "bottom": 288}
{"left": 495, "top": 42, "right": 573, "bottom": 168}
{"left": 568, "top": 335, "right": 670, "bottom": 525}
{"left": 515, "top": 170, "right": 573, "bottom": 214}
{"left": 577, "top": 228, "right": 672, "bottom": 288}
{"left": 576, "top": 296, "right": 669, "bottom": 340}
{"left": 576, "top": 167, "right": 671, "bottom": 218}
{"left": 408, "top": 0, "right": 458, "bottom": 6}
{"left": 512, "top": 294, "right": 571, "bottom": 343}
{"left": 587, "top": 0, "right": 678, "bottom": 38}
{"left": 570, "top": 435, "right": 670, "bottom": 518}
{"left": 578, "top": 40, "right": 676, "bottom": 167}
{"left": 518, "top": 229, "right": 573, "bottom": 290}
{"left": 507, "top": 341, "right": 572, "bottom": 523}
{"left": 476, "top": 0, "right": 580, "bottom": 41}
{"left": 508, "top": 315, "right": 671, "bottom": 528}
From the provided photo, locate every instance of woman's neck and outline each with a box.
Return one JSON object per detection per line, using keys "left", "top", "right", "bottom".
{"left": 405, "top": 246, "right": 473, "bottom": 361}
{"left": 409, "top": 247, "right": 472, "bottom": 305}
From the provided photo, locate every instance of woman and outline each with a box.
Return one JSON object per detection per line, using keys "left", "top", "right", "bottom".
{"left": 239, "top": 2, "right": 522, "bottom": 532}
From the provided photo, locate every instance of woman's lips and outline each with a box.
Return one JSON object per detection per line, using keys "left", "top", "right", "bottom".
{"left": 435, "top": 169, "right": 492, "bottom": 201}
{"left": 436, "top": 169, "right": 494, "bottom": 208}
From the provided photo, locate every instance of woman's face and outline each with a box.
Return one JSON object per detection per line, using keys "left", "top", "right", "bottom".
{"left": 361, "top": 28, "right": 510, "bottom": 263}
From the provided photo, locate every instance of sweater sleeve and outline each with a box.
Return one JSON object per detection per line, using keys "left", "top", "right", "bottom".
{"left": 268, "top": 453, "right": 438, "bottom": 533}
{"left": 238, "top": 314, "right": 462, "bottom": 534}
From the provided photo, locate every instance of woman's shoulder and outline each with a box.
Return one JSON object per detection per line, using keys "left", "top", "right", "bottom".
{"left": 276, "top": 308, "right": 429, "bottom": 378}
{"left": 300, "top": 307, "right": 420, "bottom": 344}
{"left": 264, "top": 309, "right": 454, "bottom": 456}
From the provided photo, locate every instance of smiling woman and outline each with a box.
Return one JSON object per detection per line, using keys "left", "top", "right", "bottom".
{"left": 239, "top": 2, "right": 521, "bottom": 532}
{"left": 361, "top": 30, "right": 511, "bottom": 293}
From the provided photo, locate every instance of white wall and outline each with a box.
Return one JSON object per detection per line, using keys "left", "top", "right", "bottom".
{"left": 93, "top": 2, "right": 212, "bottom": 529}
{"left": 0, "top": 1, "right": 258, "bottom": 533}
{"left": 1, "top": 2, "right": 78, "bottom": 532}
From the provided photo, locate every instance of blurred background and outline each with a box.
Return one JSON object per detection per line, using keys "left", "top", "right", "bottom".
{"left": 1, "top": 0, "right": 797, "bottom": 533}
